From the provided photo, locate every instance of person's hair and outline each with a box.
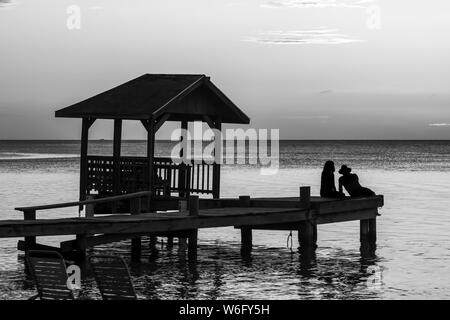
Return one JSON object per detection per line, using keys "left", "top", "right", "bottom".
{"left": 323, "top": 160, "right": 334, "bottom": 172}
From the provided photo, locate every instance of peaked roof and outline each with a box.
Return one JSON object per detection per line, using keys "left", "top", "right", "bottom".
{"left": 55, "top": 74, "right": 250, "bottom": 124}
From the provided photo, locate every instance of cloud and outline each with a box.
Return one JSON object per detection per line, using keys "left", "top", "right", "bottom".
{"left": 280, "top": 115, "right": 330, "bottom": 120}
{"left": 0, "top": 0, "right": 17, "bottom": 9}
{"left": 428, "top": 123, "right": 450, "bottom": 127}
{"left": 89, "top": 6, "right": 105, "bottom": 11}
{"left": 244, "top": 29, "right": 362, "bottom": 45}
{"left": 261, "top": 0, "right": 375, "bottom": 9}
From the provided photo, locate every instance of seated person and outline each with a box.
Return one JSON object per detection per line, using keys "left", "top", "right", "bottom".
{"left": 338, "top": 165, "right": 375, "bottom": 197}
{"left": 320, "top": 160, "right": 345, "bottom": 198}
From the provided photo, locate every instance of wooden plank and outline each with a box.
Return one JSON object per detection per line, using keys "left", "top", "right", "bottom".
{"left": 315, "top": 208, "right": 377, "bottom": 224}
{"left": 235, "top": 224, "right": 300, "bottom": 231}
{"left": 17, "top": 241, "right": 61, "bottom": 252}
{"left": 236, "top": 207, "right": 379, "bottom": 229}
{"left": 315, "top": 196, "right": 383, "bottom": 214}
{"left": 249, "top": 199, "right": 299, "bottom": 208}
{"left": 15, "top": 191, "right": 152, "bottom": 212}
{"left": 60, "top": 230, "right": 193, "bottom": 252}
{"left": 0, "top": 208, "right": 308, "bottom": 238}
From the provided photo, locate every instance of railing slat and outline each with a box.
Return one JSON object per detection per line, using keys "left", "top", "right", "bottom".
{"left": 15, "top": 191, "right": 152, "bottom": 213}
{"left": 84, "top": 156, "right": 214, "bottom": 197}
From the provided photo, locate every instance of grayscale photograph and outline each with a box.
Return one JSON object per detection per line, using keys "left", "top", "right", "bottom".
{"left": 0, "top": 0, "right": 449, "bottom": 308}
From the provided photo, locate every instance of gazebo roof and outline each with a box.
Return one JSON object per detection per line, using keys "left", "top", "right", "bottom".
{"left": 55, "top": 74, "right": 250, "bottom": 124}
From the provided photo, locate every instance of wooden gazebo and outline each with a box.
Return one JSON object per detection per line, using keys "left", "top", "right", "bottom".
{"left": 55, "top": 74, "right": 250, "bottom": 212}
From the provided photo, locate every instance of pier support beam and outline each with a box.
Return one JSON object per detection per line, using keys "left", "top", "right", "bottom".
{"left": 130, "top": 198, "right": 142, "bottom": 262}
{"left": 298, "top": 186, "right": 317, "bottom": 252}
{"left": 188, "top": 195, "right": 199, "bottom": 261}
{"left": 239, "top": 196, "right": 252, "bottom": 256}
{"left": 167, "top": 237, "right": 174, "bottom": 249}
{"left": 75, "top": 234, "right": 87, "bottom": 261}
{"left": 188, "top": 230, "right": 198, "bottom": 261}
{"left": 178, "top": 237, "right": 188, "bottom": 254}
{"left": 178, "top": 121, "right": 188, "bottom": 198}
{"left": 212, "top": 120, "right": 222, "bottom": 199}
{"left": 131, "top": 238, "right": 142, "bottom": 262}
{"left": 240, "top": 227, "right": 252, "bottom": 256}
{"left": 79, "top": 118, "right": 95, "bottom": 205}
{"left": 360, "top": 218, "right": 377, "bottom": 255}
{"left": 149, "top": 236, "right": 158, "bottom": 258}
{"left": 360, "top": 218, "right": 376, "bottom": 243}
{"left": 23, "top": 209, "right": 36, "bottom": 249}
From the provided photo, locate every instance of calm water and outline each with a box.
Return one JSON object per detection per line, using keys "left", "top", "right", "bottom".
{"left": 1, "top": 140, "right": 450, "bottom": 300}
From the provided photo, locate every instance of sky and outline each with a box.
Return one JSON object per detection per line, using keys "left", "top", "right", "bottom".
{"left": 0, "top": 0, "right": 449, "bottom": 139}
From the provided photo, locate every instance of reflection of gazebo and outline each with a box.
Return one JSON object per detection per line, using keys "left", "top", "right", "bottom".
{"left": 55, "top": 74, "right": 250, "bottom": 211}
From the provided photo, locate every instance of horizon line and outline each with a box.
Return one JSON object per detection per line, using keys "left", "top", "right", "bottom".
{"left": 1, "top": 139, "right": 450, "bottom": 142}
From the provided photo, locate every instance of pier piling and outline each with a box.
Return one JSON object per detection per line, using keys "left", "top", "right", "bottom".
{"left": 130, "top": 198, "right": 142, "bottom": 262}
{"left": 240, "top": 227, "right": 252, "bottom": 256}
{"left": 149, "top": 236, "right": 158, "bottom": 252}
{"left": 239, "top": 196, "right": 252, "bottom": 256}
{"left": 23, "top": 209, "right": 36, "bottom": 249}
{"left": 298, "top": 186, "right": 317, "bottom": 252}
{"left": 188, "top": 196, "right": 199, "bottom": 260}
{"left": 360, "top": 217, "right": 377, "bottom": 254}
{"left": 167, "top": 237, "right": 174, "bottom": 249}
{"left": 131, "top": 238, "right": 142, "bottom": 261}
{"left": 75, "top": 234, "right": 87, "bottom": 261}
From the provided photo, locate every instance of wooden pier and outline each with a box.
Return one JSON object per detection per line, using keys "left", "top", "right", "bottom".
{"left": 0, "top": 75, "right": 384, "bottom": 262}
{"left": 0, "top": 188, "right": 383, "bottom": 261}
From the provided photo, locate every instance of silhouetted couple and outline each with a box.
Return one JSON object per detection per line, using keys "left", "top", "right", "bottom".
{"left": 320, "top": 160, "right": 375, "bottom": 198}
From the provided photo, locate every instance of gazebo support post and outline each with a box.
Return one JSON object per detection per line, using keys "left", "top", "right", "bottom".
{"left": 112, "top": 119, "right": 122, "bottom": 212}
{"left": 79, "top": 117, "right": 95, "bottom": 205}
{"left": 212, "top": 119, "right": 222, "bottom": 199}
{"left": 178, "top": 120, "right": 188, "bottom": 198}
{"left": 146, "top": 118, "right": 155, "bottom": 211}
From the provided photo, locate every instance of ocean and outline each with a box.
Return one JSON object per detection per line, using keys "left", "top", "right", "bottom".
{"left": 0, "top": 140, "right": 449, "bottom": 299}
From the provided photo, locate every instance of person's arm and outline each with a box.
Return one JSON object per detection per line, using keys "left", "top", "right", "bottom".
{"left": 331, "top": 173, "right": 337, "bottom": 192}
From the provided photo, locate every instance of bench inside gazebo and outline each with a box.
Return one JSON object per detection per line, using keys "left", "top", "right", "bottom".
{"left": 55, "top": 74, "right": 250, "bottom": 213}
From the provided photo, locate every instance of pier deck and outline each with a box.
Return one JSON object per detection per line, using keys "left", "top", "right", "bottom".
{"left": 0, "top": 190, "right": 383, "bottom": 260}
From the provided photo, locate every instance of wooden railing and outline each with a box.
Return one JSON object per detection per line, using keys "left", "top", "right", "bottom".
{"left": 189, "top": 161, "right": 213, "bottom": 194}
{"left": 15, "top": 191, "right": 152, "bottom": 215}
{"left": 85, "top": 156, "right": 214, "bottom": 197}
{"left": 15, "top": 191, "right": 153, "bottom": 247}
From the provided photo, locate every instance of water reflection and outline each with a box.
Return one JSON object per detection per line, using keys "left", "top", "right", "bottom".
{"left": 74, "top": 239, "right": 382, "bottom": 299}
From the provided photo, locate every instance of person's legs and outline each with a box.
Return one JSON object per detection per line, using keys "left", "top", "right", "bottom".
{"left": 323, "top": 191, "right": 345, "bottom": 198}
{"left": 352, "top": 188, "right": 375, "bottom": 197}
{"left": 361, "top": 187, "right": 375, "bottom": 196}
